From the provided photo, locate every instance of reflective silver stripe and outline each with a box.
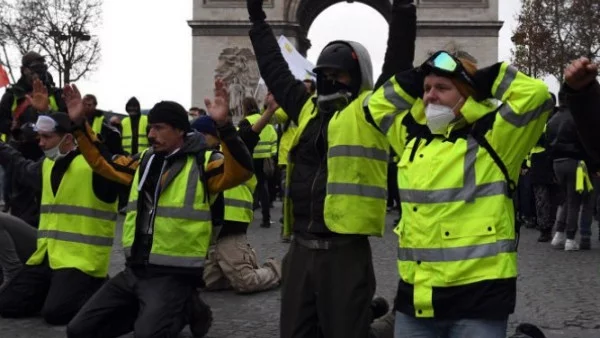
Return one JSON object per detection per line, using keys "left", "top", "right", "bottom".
{"left": 327, "top": 183, "right": 387, "bottom": 199}
{"left": 379, "top": 80, "right": 412, "bottom": 134}
{"left": 328, "top": 145, "right": 388, "bottom": 162}
{"left": 462, "top": 137, "right": 478, "bottom": 203}
{"left": 397, "top": 239, "right": 516, "bottom": 262}
{"left": 126, "top": 201, "right": 137, "bottom": 212}
{"left": 155, "top": 165, "right": 211, "bottom": 221}
{"left": 399, "top": 181, "right": 507, "bottom": 203}
{"left": 224, "top": 198, "right": 253, "bottom": 210}
{"left": 38, "top": 230, "right": 113, "bottom": 246}
{"left": 122, "top": 136, "right": 132, "bottom": 140}
{"left": 148, "top": 253, "right": 205, "bottom": 268}
{"left": 254, "top": 149, "right": 272, "bottom": 154}
{"left": 499, "top": 97, "right": 554, "bottom": 127}
{"left": 398, "top": 136, "right": 508, "bottom": 203}
{"left": 40, "top": 204, "right": 117, "bottom": 221}
{"left": 157, "top": 207, "right": 211, "bottom": 220}
{"left": 494, "top": 65, "right": 518, "bottom": 100}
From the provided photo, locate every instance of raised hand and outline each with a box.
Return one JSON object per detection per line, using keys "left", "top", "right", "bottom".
{"left": 565, "top": 57, "right": 598, "bottom": 91}
{"left": 62, "top": 83, "right": 85, "bottom": 125}
{"left": 28, "top": 78, "right": 49, "bottom": 112}
{"left": 247, "top": 0, "right": 266, "bottom": 22}
{"left": 204, "top": 78, "right": 230, "bottom": 127}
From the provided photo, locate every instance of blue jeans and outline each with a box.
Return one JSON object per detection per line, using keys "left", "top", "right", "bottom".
{"left": 394, "top": 311, "right": 507, "bottom": 338}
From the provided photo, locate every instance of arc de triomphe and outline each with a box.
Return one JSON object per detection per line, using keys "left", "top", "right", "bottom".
{"left": 188, "top": 0, "right": 502, "bottom": 119}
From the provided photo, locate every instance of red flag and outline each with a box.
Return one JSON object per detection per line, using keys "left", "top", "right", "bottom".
{"left": 0, "top": 64, "right": 9, "bottom": 88}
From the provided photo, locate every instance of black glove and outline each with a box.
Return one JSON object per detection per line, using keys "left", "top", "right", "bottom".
{"left": 470, "top": 62, "right": 503, "bottom": 101}
{"left": 247, "top": 0, "right": 266, "bottom": 22}
{"left": 393, "top": 0, "right": 414, "bottom": 8}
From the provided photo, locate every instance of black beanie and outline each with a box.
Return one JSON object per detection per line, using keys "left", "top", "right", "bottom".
{"left": 148, "top": 101, "right": 190, "bottom": 132}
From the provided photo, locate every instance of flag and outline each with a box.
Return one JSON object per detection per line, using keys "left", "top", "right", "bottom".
{"left": 277, "top": 35, "right": 316, "bottom": 81}
{"left": 0, "top": 64, "right": 9, "bottom": 88}
{"left": 255, "top": 36, "right": 316, "bottom": 101}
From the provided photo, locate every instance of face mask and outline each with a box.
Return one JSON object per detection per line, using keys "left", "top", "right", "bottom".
{"left": 425, "top": 99, "right": 463, "bottom": 135}
{"left": 43, "top": 135, "right": 68, "bottom": 161}
{"left": 316, "top": 74, "right": 356, "bottom": 113}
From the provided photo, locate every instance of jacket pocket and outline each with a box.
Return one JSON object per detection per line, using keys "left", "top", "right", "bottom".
{"left": 439, "top": 218, "right": 500, "bottom": 285}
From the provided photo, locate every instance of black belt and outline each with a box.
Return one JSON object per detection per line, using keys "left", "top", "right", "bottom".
{"left": 294, "top": 235, "right": 365, "bottom": 250}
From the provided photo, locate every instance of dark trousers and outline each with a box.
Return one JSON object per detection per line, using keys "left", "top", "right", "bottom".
{"left": 0, "top": 261, "right": 105, "bottom": 325}
{"left": 517, "top": 172, "right": 536, "bottom": 220}
{"left": 280, "top": 236, "right": 376, "bottom": 338}
{"left": 554, "top": 159, "right": 593, "bottom": 239}
{"left": 253, "top": 158, "right": 271, "bottom": 223}
{"left": 67, "top": 267, "right": 194, "bottom": 338}
{"left": 533, "top": 184, "right": 560, "bottom": 233}
{"left": 269, "top": 162, "right": 280, "bottom": 203}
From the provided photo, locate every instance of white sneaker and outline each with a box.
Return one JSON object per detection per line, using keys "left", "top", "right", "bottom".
{"left": 551, "top": 232, "right": 566, "bottom": 248}
{"left": 565, "top": 239, "right": 580, "bottom": 251}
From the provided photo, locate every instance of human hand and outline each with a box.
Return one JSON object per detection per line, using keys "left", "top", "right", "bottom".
{"left": 247, "top": 0, "right": 266, "bottom": 22}
{"left": 62, "top": 83, "right": 85, "bottom": 125}
{"left": 564, "top": 57, "right": 598, "bottom": 91}
{"left": 27, "top": 78, "right": 49, "bottom": 112}
{"left": 204, "top": 78, "right": 230, "bottom": 127}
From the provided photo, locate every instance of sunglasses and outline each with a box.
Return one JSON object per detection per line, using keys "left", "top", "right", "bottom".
{"left": 421, "top": 51, "right": 476, "bottom": 88}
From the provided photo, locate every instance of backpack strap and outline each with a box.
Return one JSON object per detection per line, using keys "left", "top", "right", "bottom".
{"left": 469, "top": 105, "right": 517, "bottom": 198}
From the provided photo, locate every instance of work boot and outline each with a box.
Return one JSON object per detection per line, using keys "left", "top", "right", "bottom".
{"left": 188, "top": 291, "right": 213, "bottom": 338}
{"left": 260, "top": 221, "right": 271, "bottom": 228}
{"left": 537, "top": 231, "right": 552, "bottom": 243}
{"left": 371, "top": 296, "right": 389, "bottom": 321}
{"left": 510, "top": 323, "right": 546, "bottom": 338}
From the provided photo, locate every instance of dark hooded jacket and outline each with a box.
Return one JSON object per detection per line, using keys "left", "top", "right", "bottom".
{"left": 248, "top": 2, "right": 416, "bottom": 236}
{"left": 87, "top": 109, "right": 124, "bottom": 155}
{"left": 564, "top": 80, "right": 600, "bottom": 167}
{"left": 124, "top": 97, "right": 144, "bottom": 155}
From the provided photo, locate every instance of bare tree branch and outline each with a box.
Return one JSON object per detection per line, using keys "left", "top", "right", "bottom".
{"left": 0, "top": 0, "right": 102, "bottom": 86}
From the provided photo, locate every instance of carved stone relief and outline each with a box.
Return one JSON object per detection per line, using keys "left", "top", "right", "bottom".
{"left": 214, "top": 47, "right": 261, "bottom": 121}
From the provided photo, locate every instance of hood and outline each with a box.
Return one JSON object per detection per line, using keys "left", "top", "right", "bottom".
{"left": 345, "top": 41, "right": 373, "bottom": 94}
{"left": 125, "top": 97, "right": 141, "bottom": 114}
{"left": 341, "top": 40, "right": 374, "bottom": 93}
{"left": 165, "top": 131, "right": 209, "bottom": 159}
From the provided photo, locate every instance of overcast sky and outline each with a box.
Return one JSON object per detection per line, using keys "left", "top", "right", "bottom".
{"left": 4, "top": 0, "right": 560, "bottom": 113}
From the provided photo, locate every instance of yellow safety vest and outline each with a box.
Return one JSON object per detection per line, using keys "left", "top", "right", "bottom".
{"left": 0, "top": 134, "right": 6, "bottom": 142}
{"left": 122, "top": 151, "right": 212, "bottom": 269}
{"left": 576, "top": 160, "right": 593, "bottom": 193}
{"left": 27, "top": 156, "right": 117, "bottom": 278}
{"left": 223, "top": 175, "right": 257, "bottom": 223}
{"left": 91, "top": 115, "right": 105, "bottom": 135}
{"left": 11, "top": 94, "right": 59, "bottom": 113}
{"left": 526, "top": 145, "right": 545, "bottom": 168}
{"left": 283, "top": 91, "right": 390, "bottom": 237}
{"left": 275, "top": 108, "right": 298, "bottom": 166}
{"left": 121, "top": 115, "right": 149, "bottom": 154}
{"left": 245, "top": 113, "right": 278, "bottom": 159}
{"left": 368, "top": 62, "right": 552, "bottom": 318}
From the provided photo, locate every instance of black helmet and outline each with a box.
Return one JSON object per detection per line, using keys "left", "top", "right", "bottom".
{"left": 313, "top": 42, "right": 361, "bottom": 83}
{"left": 313, "top": 41, "right": 362, "bottom": 102}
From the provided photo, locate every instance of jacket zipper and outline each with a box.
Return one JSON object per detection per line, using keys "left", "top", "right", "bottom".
{"left": 147, "top": 160, "right": 168, "bottom": 235}
{"left": 308, "top": 115, "right": 327, "bottom": 232}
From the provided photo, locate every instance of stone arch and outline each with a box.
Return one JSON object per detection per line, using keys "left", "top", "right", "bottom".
{"left": 285, "top": 0, "right": 392, "bottom": 55}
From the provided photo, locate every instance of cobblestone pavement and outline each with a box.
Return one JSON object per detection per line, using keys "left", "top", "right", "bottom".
{"left": 1, "top": 203, "right": 599, "bottom": 338}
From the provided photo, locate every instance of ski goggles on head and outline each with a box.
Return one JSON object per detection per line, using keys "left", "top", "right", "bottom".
{"left": 420, "top": 51, "right": 476, "bottom": 88}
